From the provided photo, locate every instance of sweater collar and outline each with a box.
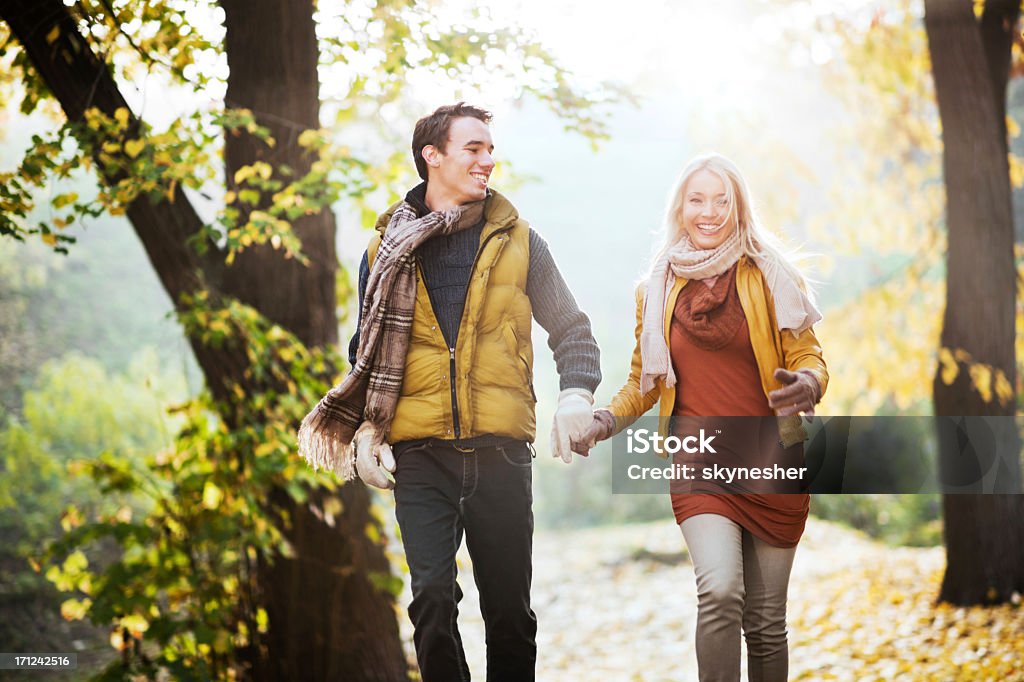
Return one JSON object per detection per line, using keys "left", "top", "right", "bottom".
{"left": 405, "top": 181, "right": 494, "bottom": 219}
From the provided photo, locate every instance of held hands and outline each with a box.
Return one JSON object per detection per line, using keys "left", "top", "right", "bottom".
{"left": 768, "top": 368, "right": 821, "bottom": 418}
{"left": 354, "top": 421, "right": 396, "bottom": 490}
{"left": 551, "top": 389, "right": 595, "bottom": 463}
{"left": 570, "top": 409, "right": 616, "bottom": 457}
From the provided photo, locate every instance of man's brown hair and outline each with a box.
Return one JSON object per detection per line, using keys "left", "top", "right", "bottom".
{"left": 411, "top": 102, "right": 493, "bottom": 181}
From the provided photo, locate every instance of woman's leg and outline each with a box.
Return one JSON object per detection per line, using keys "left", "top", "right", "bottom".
{"left": 740, "top": 531, "right": 797, "bottom": 682}
{"left": 680, "top": 514, "right": 745, "bottom": 682}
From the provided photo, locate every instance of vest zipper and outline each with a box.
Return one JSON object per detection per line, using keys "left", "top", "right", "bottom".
{"left": 446, "top": 224, "right": 514, "bottom": 441}
{"left": 449, "top": 347, "right": 460, "bottom": 439}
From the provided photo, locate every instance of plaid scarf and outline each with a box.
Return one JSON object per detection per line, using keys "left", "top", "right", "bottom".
{"left": 297, "top": 198, "right": 485, "bottom": 478}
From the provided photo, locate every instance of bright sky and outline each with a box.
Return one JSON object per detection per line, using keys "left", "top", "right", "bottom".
{"left": 400, "top": 0, "right": 785, "bottom": 117}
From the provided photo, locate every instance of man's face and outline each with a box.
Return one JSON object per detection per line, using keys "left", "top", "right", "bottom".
{"left": 424, "top": 116, "right": 495, "bottom": 205}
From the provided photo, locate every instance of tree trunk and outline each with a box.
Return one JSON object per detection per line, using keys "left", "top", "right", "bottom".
{"left": 220, "top": 0, "right": 338, "bottom": 348}
{"left": 0, "top": 0, "right": 408, "bottom": 676}
{"left": 219, "top": 1, "right": 406, "bottom": 678}
{"left": 925, "top": 0, "right": 1024, "bottom": 605}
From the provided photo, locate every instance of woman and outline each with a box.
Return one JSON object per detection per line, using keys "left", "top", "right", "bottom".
{"left": 575, "top": 153, "right": 827, "bottom": 682}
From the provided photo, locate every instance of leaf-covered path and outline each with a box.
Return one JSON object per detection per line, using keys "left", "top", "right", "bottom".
{"left": 393, "top": 517, "right": 1024, "bottom": 681}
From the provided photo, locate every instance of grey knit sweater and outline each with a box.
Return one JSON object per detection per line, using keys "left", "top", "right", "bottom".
{"left": 347, "top": 184, "right": 601, "bottom": 399}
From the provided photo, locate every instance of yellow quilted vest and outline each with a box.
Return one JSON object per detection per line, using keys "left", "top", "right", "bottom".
{"left": 367, "top": 190, "right": 536, "bottom": 443}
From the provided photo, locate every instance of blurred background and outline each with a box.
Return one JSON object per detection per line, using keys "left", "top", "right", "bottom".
{"left": 1, "top": 0, "right": 1022, "bottom": 679}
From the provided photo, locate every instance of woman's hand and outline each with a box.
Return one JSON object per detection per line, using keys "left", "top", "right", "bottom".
{"left": 768, "top": 368, "right": 821, "bottom": 417}
{"left": 570, "top": 409, "right": 616, "bottom": 456}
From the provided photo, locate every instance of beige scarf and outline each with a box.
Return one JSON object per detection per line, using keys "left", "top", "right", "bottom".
{"left": 639, "top": 230, "right": 821, "bottom": 394}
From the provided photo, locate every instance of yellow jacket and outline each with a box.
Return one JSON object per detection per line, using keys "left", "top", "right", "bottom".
{"left": 367, "top": 190, "right": 536, "bottom": 444}
{"left": 607, "top": 256, "right": 828, "bottom": 448}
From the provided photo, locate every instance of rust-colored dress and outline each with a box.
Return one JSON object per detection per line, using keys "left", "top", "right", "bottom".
{"left": 668, "top": 264, "right": 809, "bottom": 548}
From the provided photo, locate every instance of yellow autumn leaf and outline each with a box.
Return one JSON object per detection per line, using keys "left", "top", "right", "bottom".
{"left": 41, "top": 232, "right": 58, "bottom": 246}
{"left": 124, "top": 139, "right": 145, "bottom": 159}
{"left": 53, "top": 191, "right": 78, "bottom": 208}
{"left": 60, "top": 598, "right": 92, "bottom": 621}
{"left": 114, "top": 107, "right": 129, "bottom": 127}
{"left": 968, "top": 363, "right": 993, "bottom": 403}
{"left": 938, "top": 347, "right": 958, "bottom": 385}
{"left": 119, "top": 614, "right": 149, "bottom": 638}
{"left": 1010, "top": 153, "right": 1024, "bottom": 189}
{"left": 202, "top": 480, "right": 223, "bottom": 509}
{"left": 234, "top": 164, "right": 255, "bottom": 185}
{"left": 994, "top": 369, "right": 1013, "bottom": 406}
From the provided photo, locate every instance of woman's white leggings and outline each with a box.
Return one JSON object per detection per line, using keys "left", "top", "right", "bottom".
{"left": 680, "top": 514, "right": 798, "bottom": 682}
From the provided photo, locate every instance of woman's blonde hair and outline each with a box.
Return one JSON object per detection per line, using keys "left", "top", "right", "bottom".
{"left": 651, "top": 153, "right": 811, "bottom": 294}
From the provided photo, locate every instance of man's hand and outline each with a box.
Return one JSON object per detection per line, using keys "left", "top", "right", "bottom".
{"left": 551, "top": 389, "right": 594, "bottom": 463}
{"left": 354, "top": 422, "right": 396, "bottom": 490}
{"left": 570, "top": 409, "right": 616, "bottom": 456}
{"left": 768, "top": 368, "right": 821, "bottom": 418}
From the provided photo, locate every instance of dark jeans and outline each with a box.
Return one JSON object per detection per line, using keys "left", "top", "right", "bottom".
{"left": 394, "top": 440, "right": 537, "bottom": 682}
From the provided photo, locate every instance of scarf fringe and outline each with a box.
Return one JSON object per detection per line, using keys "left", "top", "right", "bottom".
{"left": 297, "top": 406, "right": 356, "bottom": 480}
{"left": 640, "top": 328, "right": 673, "bottom": 394}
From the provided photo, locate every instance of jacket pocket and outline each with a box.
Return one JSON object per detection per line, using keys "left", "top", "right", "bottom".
{"left": 503, "top": 321, "right": 537, "bottom": 403}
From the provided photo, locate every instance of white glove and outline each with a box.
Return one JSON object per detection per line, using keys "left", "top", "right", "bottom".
{"left": 354, "top": 422, "right": 396, "bottom": 490}
{"left": 550, "top": 388, "right": 594, "bottom": 464}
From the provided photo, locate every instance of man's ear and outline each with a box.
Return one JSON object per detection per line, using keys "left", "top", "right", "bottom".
{"left": 421, "top": 145, "right": 441, "bottom": 170}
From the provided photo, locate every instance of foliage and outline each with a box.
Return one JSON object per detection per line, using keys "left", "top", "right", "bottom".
{"left": 797, "top": 1, "right": 946, "bottom": 415}
{"left": 0, "top": 0, "right": 618, "bottom": 253}
{"left": 0, "top": 350, "right": 183, "bottom": 653}
{"left": 43, "top": 303, "right": 343, "bottom": 680}
{"left": 790, "top": 537, "right": 1024, "bottom": 680}
{"left": 810, "top": 494, "right": 942, "bottom": 547}
{"left": 804, "top": 1, "right": 1024, "bottom": 416}
{"left": 0, "top": 225, "right": 190, "bottom": 416}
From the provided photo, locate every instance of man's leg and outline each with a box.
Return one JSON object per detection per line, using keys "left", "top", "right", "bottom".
{"left": 462, "top": 442, "right": 537, "bottom": 682}
{"left": 394, "top": 446, "right": 471, "bottom": 682}
{"left": 680, "top": 513, "right": 745, "bottom": 682}
{"left": 740, "top": 530, "right": 796, "bottom": 682}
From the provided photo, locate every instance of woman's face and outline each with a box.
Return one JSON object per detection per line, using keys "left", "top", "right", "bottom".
{"left": 681, "top": 168, "right": 738, "bottom": 250}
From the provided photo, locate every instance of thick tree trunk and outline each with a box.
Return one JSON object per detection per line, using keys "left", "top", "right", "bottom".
{"left": 220, "top": 0, "right": 338, "bottom": 348}
{"left": 0, "top": 0, "right": 407, "bottom": 676}
{"left": 925, "top": 0, "right": 1024, "bottom": 605}
{"left": 219, "top": 1, "right": 406, "bottom": 678}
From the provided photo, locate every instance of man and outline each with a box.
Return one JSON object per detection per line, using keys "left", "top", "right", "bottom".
{"left": 299, "top": 102, "right": 600, "bottom": 681}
